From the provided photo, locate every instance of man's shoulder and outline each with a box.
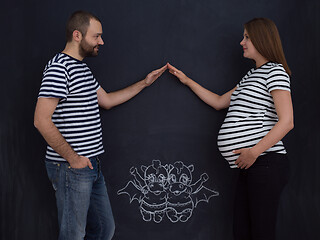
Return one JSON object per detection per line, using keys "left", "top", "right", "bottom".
{"left": 45, "top": 53, "right": 83, "bottom": 74}
{"left": 45, "top": 53, "right": 67, "bottom": 70}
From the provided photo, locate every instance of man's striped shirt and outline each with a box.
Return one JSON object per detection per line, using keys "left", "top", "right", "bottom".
{"left": 38, "top": 53, "right": 104, "bottom": 161}
{"left": 217, "top": 62, "right": 290, "bottom": 168}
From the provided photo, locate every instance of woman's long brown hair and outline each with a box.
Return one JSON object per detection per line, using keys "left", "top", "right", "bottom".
{"left": 244, "top": 18, "right": 291, "bottom": 76}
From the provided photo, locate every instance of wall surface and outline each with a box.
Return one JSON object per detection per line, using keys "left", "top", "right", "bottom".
{"left": 1, "top": 0, "right": 319, "bottom": 239}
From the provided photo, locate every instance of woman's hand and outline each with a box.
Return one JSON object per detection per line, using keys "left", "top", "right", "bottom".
{"left": 233, "top": 148, "right": 259, "bottom": 169}
{"left": 167, "top": 63, "right": 190, "bottom": 85}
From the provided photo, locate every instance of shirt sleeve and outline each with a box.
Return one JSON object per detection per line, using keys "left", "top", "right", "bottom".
{"left": 93, "top": 77, "right": 101, "bottom": 92}
{"left": 38, "top": 63, "right": 68, "bottom": 99}
{"left": 266, "top": 66, "right": 291, "bottom": 93}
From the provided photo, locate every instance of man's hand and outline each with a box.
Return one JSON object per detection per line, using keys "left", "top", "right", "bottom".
{"left": 144, "top": 64, "right": 167, "bottom": 86}
{"left": 68, "top": 155, "right": 93, "bottom": 169}
{"left": 233, "top": 148, "right": 259, "bottom": 169}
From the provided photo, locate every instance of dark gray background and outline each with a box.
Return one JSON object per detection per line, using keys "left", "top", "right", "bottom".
{"left": 1, "top": 0, "right": 319, "bottom": 239}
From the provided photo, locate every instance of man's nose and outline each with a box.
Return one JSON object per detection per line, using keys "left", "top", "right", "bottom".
{"left": 99, "top": 37, "right": 104, "bottom": 45}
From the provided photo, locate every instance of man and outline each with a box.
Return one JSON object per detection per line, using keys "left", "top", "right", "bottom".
{"left": 34, "top": 10, "right": 166, "bottom": 240}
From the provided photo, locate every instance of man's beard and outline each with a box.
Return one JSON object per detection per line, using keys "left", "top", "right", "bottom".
{"left": 79, "top": 38, "right": 99, "bottom": 58}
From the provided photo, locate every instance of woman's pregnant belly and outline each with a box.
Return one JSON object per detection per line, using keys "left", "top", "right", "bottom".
{"left": 217, "top": 116, "right": 268, "bottom": 168}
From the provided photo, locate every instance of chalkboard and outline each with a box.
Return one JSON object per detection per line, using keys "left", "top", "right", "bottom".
{"left": 0, "top": 0, "right": 319, "bottom": 239}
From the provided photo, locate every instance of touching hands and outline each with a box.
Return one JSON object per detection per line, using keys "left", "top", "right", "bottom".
{"left": 143, "top": 62, "right": 191, "bottom": 86}
{"left": 233, "top": 148, "right": 259, "bottom": 169}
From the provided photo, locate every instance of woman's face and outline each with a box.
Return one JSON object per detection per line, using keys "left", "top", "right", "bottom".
{"left": 240, "top": 29, "right": 260, "bottom": 61}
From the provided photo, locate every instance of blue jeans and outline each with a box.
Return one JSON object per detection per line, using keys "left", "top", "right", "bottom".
{"left": 45, "top": 157, "right": 115, "bottom": 240}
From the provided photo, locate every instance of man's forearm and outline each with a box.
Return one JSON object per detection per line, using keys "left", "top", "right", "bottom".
{"left": 35, "top": 118, "right": 78, "bottom": 163}
{"left": 110, "top": 79, "right": 147, "bottom": 103}
{"left": 98, "top": 65, "right": 167, "bottom": 109}
{"left": 98, "top": 79, "right": 148, "bottom": 109}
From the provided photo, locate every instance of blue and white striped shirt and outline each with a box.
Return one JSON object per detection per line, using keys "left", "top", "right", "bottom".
{"left": 38, "top": 53, "right": 104, "bottom": 161}
{"left": 217, "top": 62, "right": 290, "bottom": 168}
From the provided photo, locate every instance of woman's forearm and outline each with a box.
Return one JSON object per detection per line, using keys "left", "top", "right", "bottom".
{"left": 251, "top": 90, "right": 294, "bottom": 157}
{"left": 186, "top": 78, "right": 236, "bottom": 110}
{"left": 251, "top": 120, "right": 294, "bottom": 158}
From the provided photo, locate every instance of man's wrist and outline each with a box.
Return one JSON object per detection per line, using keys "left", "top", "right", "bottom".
{"left": 142, "top": 79, "right": 149, "bottom": 87}
{"left": 66, "top": 153, "right": 80, "bottom": 165}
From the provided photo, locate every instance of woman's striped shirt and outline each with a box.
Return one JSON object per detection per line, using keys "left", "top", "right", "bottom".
{"left": 217, "top": 62, "right": 290, "bottom": 168}
{"left": 38, "top": 53, "right": 104, "bottom": 161}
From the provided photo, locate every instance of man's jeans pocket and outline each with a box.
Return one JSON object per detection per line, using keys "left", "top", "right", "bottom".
{"left": 67, "top": 166, "right": 96, "bottom": 193}
{"left": 45, "top": 161, "right": 61, "bottom": 191}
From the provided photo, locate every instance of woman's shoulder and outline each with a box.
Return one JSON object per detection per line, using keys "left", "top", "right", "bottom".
{"left": 266, "top": 62, "right": 286, "bottom": 72}
{"left": 263, "top": 62, "right": 288, "bottom": 79}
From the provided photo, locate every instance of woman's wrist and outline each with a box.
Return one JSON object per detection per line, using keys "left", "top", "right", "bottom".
{"left": 250, "top": 146, "right": 261, "bottom": 159}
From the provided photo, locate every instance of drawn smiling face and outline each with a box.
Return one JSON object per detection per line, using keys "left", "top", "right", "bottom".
{"left": 168, "top": 162, "right": 193, "bottom": 196}
{"left": 143, "top": 160, "right": 168, "bottom": 195}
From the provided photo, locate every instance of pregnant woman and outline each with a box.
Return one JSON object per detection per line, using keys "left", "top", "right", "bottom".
{"left": 168, "top": 18, "right": 293, "bottom": 240}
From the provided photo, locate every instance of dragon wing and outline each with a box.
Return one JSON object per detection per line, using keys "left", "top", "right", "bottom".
{"left": 117, "top": 180, "right": 145, "bottom": 203}
{"left": 191, "top": 186, "right": 219, "bottom": 208}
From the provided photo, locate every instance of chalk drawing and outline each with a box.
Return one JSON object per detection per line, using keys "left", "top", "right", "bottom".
{"left": 118, "top": 159, "right": 219, "bottom": 223}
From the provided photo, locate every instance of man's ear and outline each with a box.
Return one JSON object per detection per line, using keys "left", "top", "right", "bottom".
{"left": 72, "top": 30, "right": 82, "bottom": 42}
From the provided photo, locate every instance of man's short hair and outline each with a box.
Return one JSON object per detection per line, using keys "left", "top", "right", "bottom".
{"left": 66, "top": 10, "right": 101, "bottom": 42}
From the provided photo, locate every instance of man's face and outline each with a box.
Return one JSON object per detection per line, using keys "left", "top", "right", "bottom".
{"left": 79, "top": 19, "right": 104, "bottom": 58}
